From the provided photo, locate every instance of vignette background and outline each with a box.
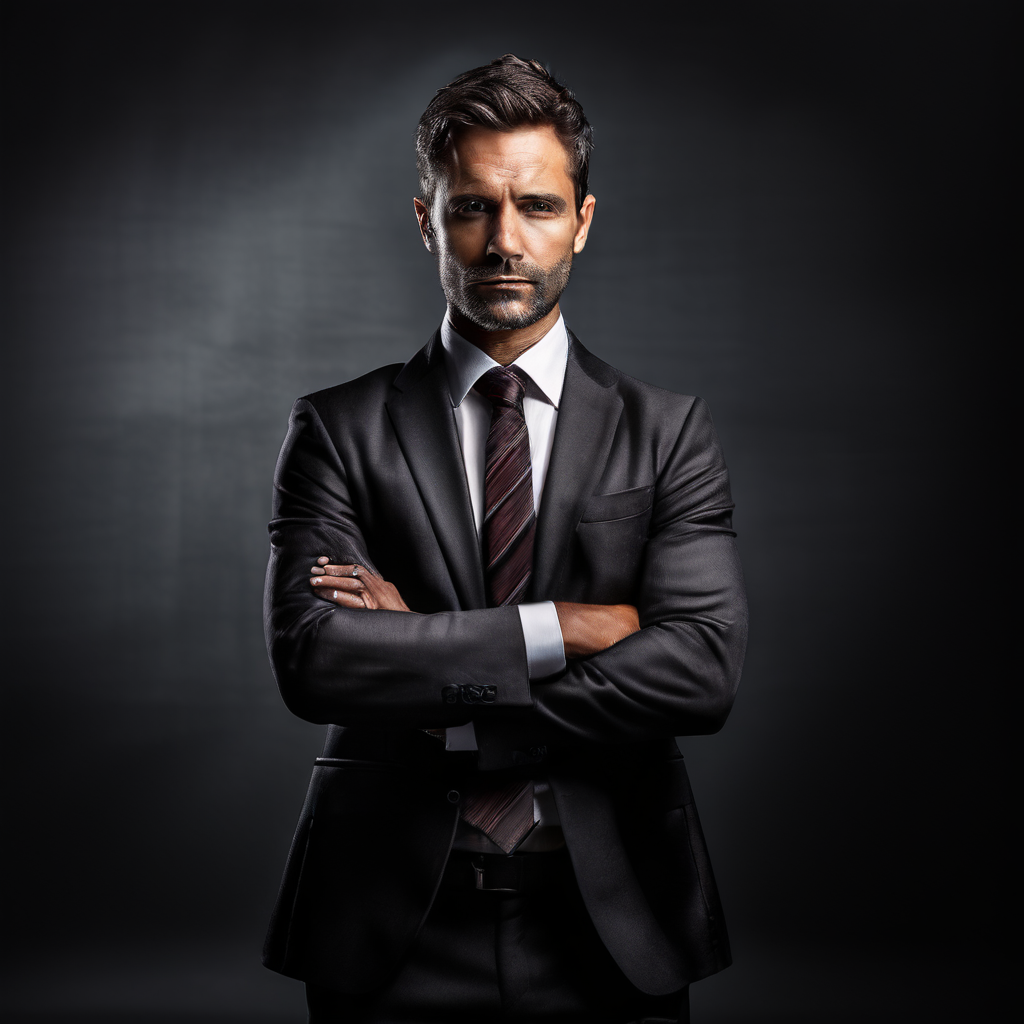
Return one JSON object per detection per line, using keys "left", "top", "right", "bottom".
{"left": 3, "top": 2, "right": 1013, "bottom": 1021}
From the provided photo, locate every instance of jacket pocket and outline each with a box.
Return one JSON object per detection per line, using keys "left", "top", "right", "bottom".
{"left": 580, "top": 484, "right": 654, "bottom": 523}
{"left": 575, "top": 486, "right": 654, "bottom": 603}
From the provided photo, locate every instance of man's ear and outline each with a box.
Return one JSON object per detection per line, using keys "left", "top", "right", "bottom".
{"left": 573, "top": 194, "right": 596, "bottom": 255}
{"left": 413, "top": 197, "right": 434, "bottom": 252}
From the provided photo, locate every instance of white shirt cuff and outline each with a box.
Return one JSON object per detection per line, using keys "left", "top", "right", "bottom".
{"left": 517, "top": 601, "right": 566, "bottom": 679}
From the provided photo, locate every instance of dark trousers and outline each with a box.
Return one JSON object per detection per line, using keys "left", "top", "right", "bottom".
{"left": 306, "top": 849, "right": 689, "bottom": 1024}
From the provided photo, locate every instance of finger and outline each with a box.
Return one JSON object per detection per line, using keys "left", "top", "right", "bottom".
{"left": 323, "top": 562, "right": 382, "bottom": 579}
{"left": 310, "top": 563, "right": 365, "bottom": 578}
{"left": 316, "top": 556, "right": 329, "bottom": 565}
{"left": 311, "top": 576, "right": 365, "bottom": 592}
{"left": 316, "top": 587, "right": 366, "bottom": 609}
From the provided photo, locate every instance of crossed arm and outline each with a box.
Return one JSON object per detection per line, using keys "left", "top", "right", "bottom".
{"left": 308, "top": 557, "right": 640, "bottom": 659}
{"left": 266, "top": 393, "right": 745, "bottom": 764}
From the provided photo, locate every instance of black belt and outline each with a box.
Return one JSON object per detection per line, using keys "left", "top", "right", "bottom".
{"left": 442, "top": 849, "right": 571, "bottom": 894}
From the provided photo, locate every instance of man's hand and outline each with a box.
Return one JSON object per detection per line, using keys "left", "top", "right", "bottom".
{"left": 310, "top": 557, "right": 411, "bottom": 611}
{"left": 553, "top": 602, "right": 640, "bottom": 659}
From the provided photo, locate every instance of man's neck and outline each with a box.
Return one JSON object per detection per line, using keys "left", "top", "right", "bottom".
{"left": 447, "top": 304, "right": 562, "bottom": 366}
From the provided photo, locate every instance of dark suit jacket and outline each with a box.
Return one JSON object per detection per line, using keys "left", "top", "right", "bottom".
{"left": 262, "top": 330, "right": 748, "bottom": 996}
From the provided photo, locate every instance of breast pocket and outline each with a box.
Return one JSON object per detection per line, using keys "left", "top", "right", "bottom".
{"left": 574, "top": 484, "right": 654, "bottom": 603}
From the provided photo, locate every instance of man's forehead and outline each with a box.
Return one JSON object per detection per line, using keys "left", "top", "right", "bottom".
{"left": 442, "top": 125, "right": 574, "bottom": 192}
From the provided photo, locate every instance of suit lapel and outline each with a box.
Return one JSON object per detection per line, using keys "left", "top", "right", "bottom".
{"left": 386, "top": 333, "right": 486, "bottom": 611}
{"left": 531, "top": 334, "right": 624, "bottom": 600}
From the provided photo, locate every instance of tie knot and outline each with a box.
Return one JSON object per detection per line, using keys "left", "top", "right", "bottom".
{"left": 473, "top": 366, "right": 528, "bottom": 409}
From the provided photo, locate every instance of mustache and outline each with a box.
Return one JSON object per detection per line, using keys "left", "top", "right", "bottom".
{"left": 462, "top": 261, "right": 542, "bottom": 284}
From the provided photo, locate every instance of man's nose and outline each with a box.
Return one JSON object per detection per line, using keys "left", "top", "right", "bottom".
{"left": 485, "top": 204, "right": 523, "bottom": 263}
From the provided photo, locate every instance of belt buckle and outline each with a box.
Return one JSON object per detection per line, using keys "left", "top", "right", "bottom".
{"left": 473, "top": 857, "right": 519, "bottom": 893}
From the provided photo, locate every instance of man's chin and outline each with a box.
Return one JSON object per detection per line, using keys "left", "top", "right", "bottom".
{"left": 456, "top": 296, "right": 555, "bottom": 333}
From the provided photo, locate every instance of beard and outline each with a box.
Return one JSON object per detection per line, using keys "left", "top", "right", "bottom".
{"left": 439, "top": 251, "right": 574, "bottom": 332}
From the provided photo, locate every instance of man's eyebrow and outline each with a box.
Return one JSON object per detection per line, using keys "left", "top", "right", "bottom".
{"left": 447, "top": 192, "right": 493, "bottom": 206}
{"left": 519, "top": 193, "right": 568, "bottom": 211}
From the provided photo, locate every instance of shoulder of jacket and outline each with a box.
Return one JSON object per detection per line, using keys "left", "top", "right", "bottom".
{"left": 296, "top": 362, "right": 406, "bottom": 413}
{"left": 294, "top": 330, "right": 441, "bottom": 413}
{"left": 570, "top": 332, "right": 701, "bottom": 417}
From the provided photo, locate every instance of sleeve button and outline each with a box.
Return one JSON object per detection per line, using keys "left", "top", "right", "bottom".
{"left": 447, "top": 790, "right": 460, "bottom": 804}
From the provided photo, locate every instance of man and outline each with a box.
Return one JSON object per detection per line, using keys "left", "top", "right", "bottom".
{"left": 263, "top": 55, "right": 747, "bottom": 1024}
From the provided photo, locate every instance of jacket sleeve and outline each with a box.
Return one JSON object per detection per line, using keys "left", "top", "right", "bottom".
{"left": 264, "top": 397, "right": 532, "bottom": 727}
{"left": 474, "top": 396, "right": 748, "bottom": 768}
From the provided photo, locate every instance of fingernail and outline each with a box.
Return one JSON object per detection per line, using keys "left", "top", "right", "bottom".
{"left": 313, "top": 577, "right": 321, "bottom": 585}
{"left": 333, "top": 590, "right": 338, "bottom": 600}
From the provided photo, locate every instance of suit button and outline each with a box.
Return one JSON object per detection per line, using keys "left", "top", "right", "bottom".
{"left": 447, "top": 790, "right": 460, "bottom": 804}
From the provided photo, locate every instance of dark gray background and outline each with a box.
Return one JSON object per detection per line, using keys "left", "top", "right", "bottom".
{"left": 3, "top": 2, "right": 1014, "bottom": 1021}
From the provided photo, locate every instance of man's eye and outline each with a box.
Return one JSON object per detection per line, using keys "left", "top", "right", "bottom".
{"left": 460, "top": 201, "right": 487, "bottom": 213}
{"left": 528, "top": 201, "right": 554, "bottom": 212}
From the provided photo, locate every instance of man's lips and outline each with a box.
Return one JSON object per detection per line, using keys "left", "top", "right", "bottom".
{"left": 473, "top": 277, "right": 533, "bottom": 286}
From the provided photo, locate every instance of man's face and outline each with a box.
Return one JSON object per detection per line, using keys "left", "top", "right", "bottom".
{"left": 415, "top": 125, "right": 595, "bottom": 332}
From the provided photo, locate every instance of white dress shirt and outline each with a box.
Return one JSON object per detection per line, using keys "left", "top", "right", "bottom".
{"left": 440, "top": 313, "right": 569, "bottom": 834}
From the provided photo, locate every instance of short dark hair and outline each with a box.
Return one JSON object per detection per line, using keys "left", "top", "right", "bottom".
{"left": 416, "top": 54, "right": 593, "bottom": 211}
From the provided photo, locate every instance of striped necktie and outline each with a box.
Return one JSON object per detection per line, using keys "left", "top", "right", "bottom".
{"left": 459, "top": 365, "right": 537, "bottom": 853}
{"left": 473, "top": 365, "right": 536, "bottom": 606}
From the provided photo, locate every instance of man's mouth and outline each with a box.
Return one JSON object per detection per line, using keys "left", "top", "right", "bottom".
{"left": 474, "top": 277, "right": 533, "bottom": 286}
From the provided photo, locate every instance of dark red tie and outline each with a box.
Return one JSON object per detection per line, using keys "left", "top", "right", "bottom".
{"left": 473, "top": 366, "right": 536, "bottom": 607}
{"left": 459, "top": 365, "right": 537, "bottom": 853}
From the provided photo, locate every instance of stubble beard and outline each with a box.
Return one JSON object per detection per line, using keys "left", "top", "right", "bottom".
{"left": 440, "top": 251, "right": 574, "bottom": 332}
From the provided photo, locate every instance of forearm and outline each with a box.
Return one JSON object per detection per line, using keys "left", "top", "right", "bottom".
{"left": 546, "top": 613, "right": 741, "bottom": 739}
{"left": 273, "top": 611, "right": 532, "bottom": 728}
{"left": 474, "top": 618, "right": 744, "bottom": 768}
{"left": 554, "top": 602, "right": 640, "bottom": 658}
{"left": 475, "top": 528, "right": 747, "bottom": 768}
{"left": 266, "top": 545, "right": 531, "bottom": 726}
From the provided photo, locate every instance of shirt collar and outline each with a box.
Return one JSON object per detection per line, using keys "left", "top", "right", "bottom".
{"left": 440, "top": 313, "right": 568, "bottom": 410}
